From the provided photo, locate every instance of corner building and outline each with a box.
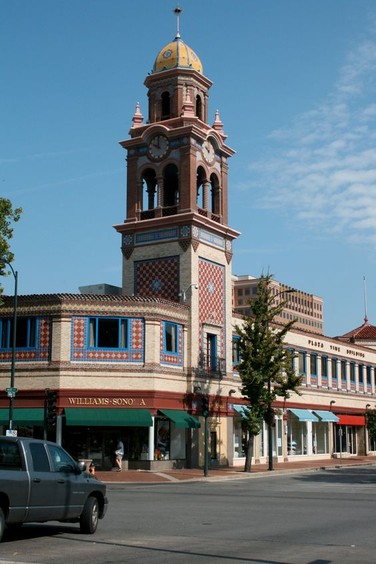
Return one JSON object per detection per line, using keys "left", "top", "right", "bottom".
{"left": 1, "top": 27, "right": 376, "bottom": 469}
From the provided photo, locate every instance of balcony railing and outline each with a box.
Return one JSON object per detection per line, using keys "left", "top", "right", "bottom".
{"left": 198, "top": 354, "right": 225, "bottom": 378}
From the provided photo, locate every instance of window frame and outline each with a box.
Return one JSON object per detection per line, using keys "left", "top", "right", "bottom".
{"left": 0, "top": 316, "right": 37, "bottom": 350}
{"left": 163, "top": 322, "right": 179, "bottom": 355}
{"left": 88, "top": 317, "right": 129, "bottom": 350}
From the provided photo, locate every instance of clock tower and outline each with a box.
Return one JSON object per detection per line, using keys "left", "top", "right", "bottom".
{"left": 115, "top": 10, "right": 239, "bottom": 380}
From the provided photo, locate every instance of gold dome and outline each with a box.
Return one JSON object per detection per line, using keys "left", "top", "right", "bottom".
{"left": 153, "top": 37, "right": 203, "bottom": 74}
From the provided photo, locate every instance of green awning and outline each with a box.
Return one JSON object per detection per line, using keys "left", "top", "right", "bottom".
{"left": 0, "top": 408, "right": 44, "bottom": 426}
{"left": 233, "top": 404, "right": 250, "bottom": 418}
{"left": 313, "top": 410, "right": 339, "bottom": 423}
{"left": 65, "top": 408, "right": 152, "bottom": 427}
{"left": 159, "top": 409, "right": 200, "bottom": 429}
{"left": 288, "top": 408, "right": 319, "bottom": 422}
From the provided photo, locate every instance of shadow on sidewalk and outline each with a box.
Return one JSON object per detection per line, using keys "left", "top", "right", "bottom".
{"left": 94, "top": 455, "right": 376, "bottom": 484}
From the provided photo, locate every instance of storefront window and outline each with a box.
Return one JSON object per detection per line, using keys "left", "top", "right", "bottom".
{"left": 155, "top": 418, "right": 186, "bottom": 460}
{"left": 334, "top": 425, "right": 357, "bottom": 454}
{"left": 288, "top": 417, "right": 308, "bottom": 455}
{"left": 234, "top": 419, "right": 246, "bottom": 458}
{"left": 155, "top": 419, "right": 170, "bottom": 459}
{"left": 313, "top": 422, "right": 329, "bottom": 454}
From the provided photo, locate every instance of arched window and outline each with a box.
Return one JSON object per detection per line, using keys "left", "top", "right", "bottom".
{"left": 210, "top": 173, "right": 220, "bottom": 215}
{"left": 161, "top": 91, "right": 171, "bottom": 120}
{"left": 196, "top": 166, "right": 206, "bottom": 209}
{"left": 163, "top": 164, "right": 179, "bottom": 208}
{"left": 141, "top": 168, "right": 157, "bottom": 211}
{"left": 196, "top": 94, "right": 202, "bottom": 120}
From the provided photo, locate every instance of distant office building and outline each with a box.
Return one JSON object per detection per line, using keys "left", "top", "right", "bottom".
{"left": 233, "top": 275, "right": 324, "bottom": 335}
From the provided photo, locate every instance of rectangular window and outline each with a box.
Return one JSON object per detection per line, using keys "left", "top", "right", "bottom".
{"left": 298, "top": 351, "right": 306, "bottom": 374}
{"left": 0, "top": 317, "right": 37, "bottom": 349}
{"left": 232, "top": 337, "right": 240, "bottom": 365}
{"left": 310, "top": 353, "right": 317, "bottom": 376}
{"left": 341, "top": 360, "right": 347, "bottom": 380}
{"left": 366, "top": 366, "right": 372, "bottom": 386}
{"left": 321, "top": 356, "right": 328, "bottom": 378}
{"left": 358, "top": 364, "right": 364, "bottom": 386}
{"left": 207, "top": 333, "right": 217, "bottom": 371}
{"left": 164, "top": 322, "right": 178, "bottom": 353}
{"left": 88, "top": 317, "right": 128, "bottom": 349}
{"left": 332, "top": 358, "right": 338, "bottom": 383}
{"left": 350, "top": 362, "right": 355, "bottom": 382}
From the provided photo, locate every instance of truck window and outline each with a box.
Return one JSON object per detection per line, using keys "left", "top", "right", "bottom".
{"left": 0, "top": 440, "right": 22, "bottom": 470}
{"left": 47, "top": 444, "right": 76, "bottom": 473}
{"left": 30, "top": 442, "right": 50, "bottom": 472}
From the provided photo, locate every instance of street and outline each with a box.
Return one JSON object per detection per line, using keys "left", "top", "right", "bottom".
{"left": 1, "top": 466, "right": 376, "bottom": 563}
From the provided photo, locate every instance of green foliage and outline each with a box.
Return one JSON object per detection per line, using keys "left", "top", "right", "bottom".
{"left": 235, "top": 274, "right": 303, "bottom": 471}
{"left": 0, "top": 198, "right": 22, "bottom": 291}
{"left": 366, "top": 409, "right": 376, "bottom": 438}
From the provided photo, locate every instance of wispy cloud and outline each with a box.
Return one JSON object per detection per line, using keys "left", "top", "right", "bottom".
{"left": 248, "top": 23, "right": 376, "bottom": 246}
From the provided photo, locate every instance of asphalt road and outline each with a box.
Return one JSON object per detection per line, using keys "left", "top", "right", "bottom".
{"left": 1, "top": 466, "right": 376, "bottom": 564}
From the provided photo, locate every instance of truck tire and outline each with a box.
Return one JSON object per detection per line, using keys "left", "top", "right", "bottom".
{"left": 80, "top": 496, "right": 99, "bottom": 534}
{"left": 0, "top": 508, "right": 5, "bottom": 543}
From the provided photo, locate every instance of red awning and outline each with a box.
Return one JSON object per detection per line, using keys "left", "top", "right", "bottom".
{"left": 337, "top": 415, "right": 365, "bottom": 426}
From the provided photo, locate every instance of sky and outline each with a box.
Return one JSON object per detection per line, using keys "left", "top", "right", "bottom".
{"left": 1, "top": 0, "right": 376, "bottom": 338}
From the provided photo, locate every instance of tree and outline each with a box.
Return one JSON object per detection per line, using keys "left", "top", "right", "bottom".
{"left": 235, "top": 274, "right": 303, "bottom": 472}
{"left": 0, "top": 198, "right": 22, "bottom": 291}
{"left": 366, "top": 409, "right": 376, "bottom": 445}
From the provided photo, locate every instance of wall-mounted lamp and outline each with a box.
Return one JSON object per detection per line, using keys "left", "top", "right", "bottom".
{"left": 330, "top": 400, "right": 336, "bottom": 410}
{"left": 179, "top": 283, "right": 198, "bottom": 302}
{"left": 193, "top": 385, "right": 202, "bottom": 394}
{"left": 229, "top": 389, "right": 236, "bottom": 396}
{"left": 366, "top": 404, "right": 371, "bottom": 409}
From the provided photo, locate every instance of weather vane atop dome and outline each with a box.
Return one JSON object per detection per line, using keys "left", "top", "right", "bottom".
{"left": 174, "top": 6, "right": 182, "bottom": 38}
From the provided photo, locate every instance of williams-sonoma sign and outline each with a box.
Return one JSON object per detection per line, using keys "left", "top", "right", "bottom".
{"left": 68, "top": 397, "right": 146, "bottom": 406}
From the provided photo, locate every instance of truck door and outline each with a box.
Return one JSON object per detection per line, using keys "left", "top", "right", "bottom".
{"left": 27, "top": 442, "right": 81, "bottom": 522}
{"left": 0, "top": 439, "right": 29, "bottom": 524}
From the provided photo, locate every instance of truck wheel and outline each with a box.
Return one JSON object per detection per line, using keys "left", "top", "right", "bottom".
{"left": 80, "top": 497, "right": 99, "bottom": 534}
{"left": 0, "top": 508, "right": 5, "bottom": 543}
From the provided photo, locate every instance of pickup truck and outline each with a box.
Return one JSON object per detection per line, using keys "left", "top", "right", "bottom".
{"left": 0, "top": 436, "right": 108, "bottom": 542}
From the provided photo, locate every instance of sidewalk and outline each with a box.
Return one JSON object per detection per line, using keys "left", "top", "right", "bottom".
{"left": 95, "top": 455, "right": 376, "bottom": 484}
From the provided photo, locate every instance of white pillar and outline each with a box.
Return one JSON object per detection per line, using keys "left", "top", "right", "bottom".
{"left": 148, "top": 416, "right": 155, "bottom": 461}
{"left": 306, "top": 421, "right": 313, "bottom": 455}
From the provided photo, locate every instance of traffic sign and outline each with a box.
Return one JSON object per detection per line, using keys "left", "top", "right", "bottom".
{"left": 6, "top": 387, "right": 18, "bottom": 398}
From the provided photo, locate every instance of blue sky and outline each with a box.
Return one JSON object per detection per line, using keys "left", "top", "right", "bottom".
{"left": 1, "top": 0, "right": 376, "bottom": 337}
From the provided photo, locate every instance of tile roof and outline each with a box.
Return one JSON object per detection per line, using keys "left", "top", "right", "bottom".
{"left": 337, "top": 318, "right": 376, "bottom": 341}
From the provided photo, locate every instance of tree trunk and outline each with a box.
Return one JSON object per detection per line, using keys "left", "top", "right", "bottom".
{"left": 244, "top": 434, "right": 255, "bottom": 472}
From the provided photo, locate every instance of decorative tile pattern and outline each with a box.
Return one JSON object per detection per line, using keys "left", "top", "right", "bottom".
{"left": 198, "top": 258, "right": 225, "bottom": 357}
{"left": 135, "top": 256, "right": 179, "bottom": 301}
{"left": 71, "top": 316, "right": 144, "bottom": 363}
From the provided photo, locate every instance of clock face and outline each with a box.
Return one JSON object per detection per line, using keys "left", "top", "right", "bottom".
{"left": 148, "top": 134, "right": 170, "bottom": 160}
{"left": 202, "top": 139, "right": 215, "bottom": 164}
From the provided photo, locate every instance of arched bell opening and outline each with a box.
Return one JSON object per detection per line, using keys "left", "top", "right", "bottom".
{"left": 163, "top": 163, "right": 179, "bottom": 214}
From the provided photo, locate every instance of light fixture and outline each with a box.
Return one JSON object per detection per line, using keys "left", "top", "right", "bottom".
{"left": 229, "top": 389, "right": 236, "bottom": 396}
{"left": 193, "top": 385, "right": 202, "bottom": 394}
{"left": 179, "top": 283, "right": 198, "bottom": 302}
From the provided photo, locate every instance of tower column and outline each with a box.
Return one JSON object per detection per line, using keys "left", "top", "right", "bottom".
{"left": 157, "top": 174, "right": 164, "bottom": 210}
{"left": 203, "top": 181, "right": 210, "bottom": 210}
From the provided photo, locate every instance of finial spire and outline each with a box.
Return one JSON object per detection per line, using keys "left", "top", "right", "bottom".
{"left": 174, "top": 6, "right": 182, "bottom": 38}
{"left": 131, "top": 102, "right": 144, "bottom": 128}
{"left": 363, "top": 275, "right": 369, "bottom": 324}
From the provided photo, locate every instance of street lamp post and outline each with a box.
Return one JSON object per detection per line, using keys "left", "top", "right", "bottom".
{"left": 0, "top": 258, "right": 18, "bottom": 432}
{"left": 267, "top": 288, "right": 296, "bottom": 471}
